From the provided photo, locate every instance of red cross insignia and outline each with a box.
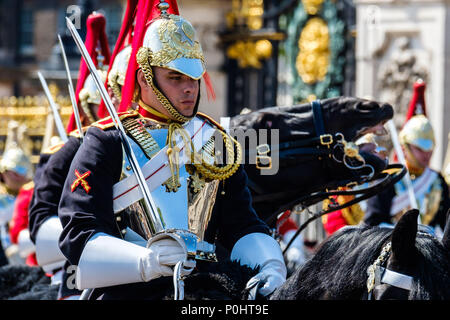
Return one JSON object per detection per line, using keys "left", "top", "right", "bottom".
{"left": 71, "top": 170, "right": 92, "bottom": 193}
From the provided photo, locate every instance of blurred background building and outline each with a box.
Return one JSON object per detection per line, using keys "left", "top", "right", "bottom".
{"left": 0, "top": 0, "right": 449, "bottom": 242}
{"left": 0, "top": 0, "right": 359, "bottom": 161}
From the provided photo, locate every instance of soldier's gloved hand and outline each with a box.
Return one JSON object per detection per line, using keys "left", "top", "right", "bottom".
{"left": 139, "top": 238, "right": 195, "bottom": 282}
{"left": 246, "top": 259, "right": 286, "bottom": 298}
{"left": 282, "top": 230, "right": 307, "bottom": 271}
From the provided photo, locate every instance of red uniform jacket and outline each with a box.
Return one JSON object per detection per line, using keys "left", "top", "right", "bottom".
{"left": 9, "top": 181, "right": 37, "bottom": 266}
{"left": 322, "top": 192, "right": 364, "bottom": 237}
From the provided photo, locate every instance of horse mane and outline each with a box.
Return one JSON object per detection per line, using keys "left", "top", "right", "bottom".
{"left": 271, "top": 225, "right": 450, "bottom": 300}
{"left": 412, "top": 234, "right": 450, "bottom": 299}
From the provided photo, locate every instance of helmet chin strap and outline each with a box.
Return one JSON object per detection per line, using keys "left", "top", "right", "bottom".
{"left": 151, "top": 72, "right": 201, "bottom": 121}
{"left": 136, "top": 48, "right": 195, "bottom": 124}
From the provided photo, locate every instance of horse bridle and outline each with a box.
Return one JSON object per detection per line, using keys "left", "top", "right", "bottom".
{"left": 366, "top": 241, "right": 414, "bottom": 300}
{"left": 262, "top": 100, "right": 375, "bottom": 179}
{"left": 246, "top": 99, "right": 407, "bottom": 250}
{"left": 250, "top": 99, "right": 380, "bottom": 205}
{"left": 278, "top": 163, "right": 406, "bottom": 254}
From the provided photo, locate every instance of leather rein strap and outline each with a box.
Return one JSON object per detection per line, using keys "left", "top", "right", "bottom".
{"left": 276, "top": 100, "right": 335, "bottom": 160}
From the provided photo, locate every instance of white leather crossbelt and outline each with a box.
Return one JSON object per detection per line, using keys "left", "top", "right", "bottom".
{"left": 112, "top": 117, "right": 215, "bottom": 213}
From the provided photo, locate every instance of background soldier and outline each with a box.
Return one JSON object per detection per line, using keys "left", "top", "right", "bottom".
{"left": 0, "top": 121, "right": 33, "bottom": 266}
{"left": 363, "top": 114, "right": 450, "bottom": 235}
{"left": 29, "top": 11, "right": 114, "bottom": 300}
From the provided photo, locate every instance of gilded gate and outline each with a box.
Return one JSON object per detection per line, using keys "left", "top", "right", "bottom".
{"left": 0, "top": 83, "right": 71, "bottom": 165}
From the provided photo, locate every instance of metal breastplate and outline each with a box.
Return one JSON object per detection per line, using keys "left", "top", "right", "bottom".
{"left": 392, "top": 171, "right": 443, "bottom": 225}
{"left": 118, "top": 117, "right": 219, "bottom": 261}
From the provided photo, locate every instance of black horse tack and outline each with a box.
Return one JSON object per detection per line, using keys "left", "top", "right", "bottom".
{"left": 230, "top": 97, "right": 402, "bottom": 254}
{"left": 230, "top": 97, "right": 395, "bottom": 228}
{"left": 271, "top": 209, "right": 450, "bottom": 300}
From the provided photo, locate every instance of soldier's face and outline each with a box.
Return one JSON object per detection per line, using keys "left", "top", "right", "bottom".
{"left": 1, "top": 170, "right": 29, "bottom": 192}
{"left": 153, "top": 67, "right": 199, "bottom": 117}
{"left": 407, "top": 144, "right": 433, "bottom": 168}
{"left": 138, "top": 67, "right": 199, "bottom": 119}
{"left": 88, "top": 103, "right": 99, "bottom": 122}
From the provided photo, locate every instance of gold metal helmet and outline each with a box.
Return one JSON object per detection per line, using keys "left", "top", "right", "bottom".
{"left": 0, "top": 146, "right": 33, "bottom": 180}
{"left": 78, "top": 69, "right": 107, "bottom": 123}
{"left": 399, "top": 115, "right": 435, "bottom": 152}
{"left": 108, "top": 45, "right": 132, "bottom": 101}
{"left": 0, "top": 121, "right": 33, "bottom": 180}
{"left": 136, "top": 5, "right": 206, "bottom": 123}
{"left": 140, "top": 14, "right": 205, "bottom": 80}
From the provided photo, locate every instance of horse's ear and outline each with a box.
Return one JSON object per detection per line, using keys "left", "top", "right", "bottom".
{"left": 391, "top": 209, "right": 419, "bottom": 263}
{"left": 441, "top": 209, "right": 450, "bottom": 251}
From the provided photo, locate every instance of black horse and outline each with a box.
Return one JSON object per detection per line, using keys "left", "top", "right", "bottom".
{"left": 230, "top": 96, "right": 394, "bottom": 225}
{"left": 270, "top": 209, "right": 450, "bottom": 300}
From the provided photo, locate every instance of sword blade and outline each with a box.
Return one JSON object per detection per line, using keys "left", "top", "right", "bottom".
{"left": 37, "top": 71, "right": 69, "bottom": 142}
{"left": 58, "top": 34, "right": 84, "bottom": 141}
{"left": 387, "top": 120, "right": 419, "bottom": 212}
{"left": 65, "top": 17, "right": 164, "bottom": 235}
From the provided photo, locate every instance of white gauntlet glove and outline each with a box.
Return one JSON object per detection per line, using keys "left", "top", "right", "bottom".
{"left": 245, "top": 259, "right": 286, "bottom": 298}
{"left": 18, "top": 229, "right": 35, "bottom": 258}
{"left": 76, "top": 232, "right": 196, "bottom": 290}
{"left": 140, "top": 238, "right": 195, "bottom": 282}
{"left": 231, "top": 233, "right": 287, "bottom": 299}
{"left": 35, "top": 216, "right": 66, "bottom": 272}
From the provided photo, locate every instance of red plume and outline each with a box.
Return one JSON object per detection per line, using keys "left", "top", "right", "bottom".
{"left": 404, "top": 79, "right": 427, "bottom": 127}
{"left": 118, "top": 0, "right": 180, "bottom": 113}
{"left": 202, "top": 71, "right": 216, "bottom": 101}
{"left": 97, "top": 0, "right": 139, "bottom": 119}
{"left": 66, "top": 12, "right": 111, "bottom": 133}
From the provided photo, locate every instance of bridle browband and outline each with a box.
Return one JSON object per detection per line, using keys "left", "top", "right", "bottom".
{"left": 366, "top": 241, "right": 414, "bottom": 300}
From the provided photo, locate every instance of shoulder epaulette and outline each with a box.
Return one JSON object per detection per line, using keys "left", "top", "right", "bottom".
{"left": 91, "top": 110, "right": 140, "bottom": 130}
{"left": 41, "top": 141, "right": 65, "bottom": 155}
{"left": 196, "top": 112, "right": 225, "bottom": 132}
{"left": 69, "top": 126, "right": 90, "bottom": 138}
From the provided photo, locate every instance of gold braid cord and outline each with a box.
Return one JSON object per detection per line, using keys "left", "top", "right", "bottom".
{"left": 136, "top": 47, "right": 193, "bottom": 124}
{"left": 163, "top": 123, "right": 242, "bottom": 192}
{"left": 193, "top": 129, "right": 242, "bottom": 181}
{"left": 164, "top": 122, "right": 187, "bottom": 192}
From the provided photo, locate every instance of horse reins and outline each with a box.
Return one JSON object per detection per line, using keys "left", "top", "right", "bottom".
{"left": 249, "top": 99, "right": 376, "bottom": 205}
{"left": 243, "top": 99, "right": 408, "bottom": 253}
{"left": 280, "top": 163, "right": 406, "bottom": 254}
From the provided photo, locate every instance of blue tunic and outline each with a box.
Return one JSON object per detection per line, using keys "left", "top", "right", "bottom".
{"left": 57, "top": 117, "right": 270, "bottom": 299}
{"left": 28, "top": 135, "right": 84, "bottom": 299}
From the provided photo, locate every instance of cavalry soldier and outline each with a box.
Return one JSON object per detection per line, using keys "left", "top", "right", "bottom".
{"left": 28, "top": 11, "right": 114, "bottom": 300}
{"left": 363, "top": 115, "right": 450, "bottom": 234}
{"left": 0, "top": 121, "right": 34, "bottom": 266}
{"left": 9, "top": 179, "right": 36, "bottom": 266}
{"left": 58, "top": 0, "right": 286, "bottom": 299}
